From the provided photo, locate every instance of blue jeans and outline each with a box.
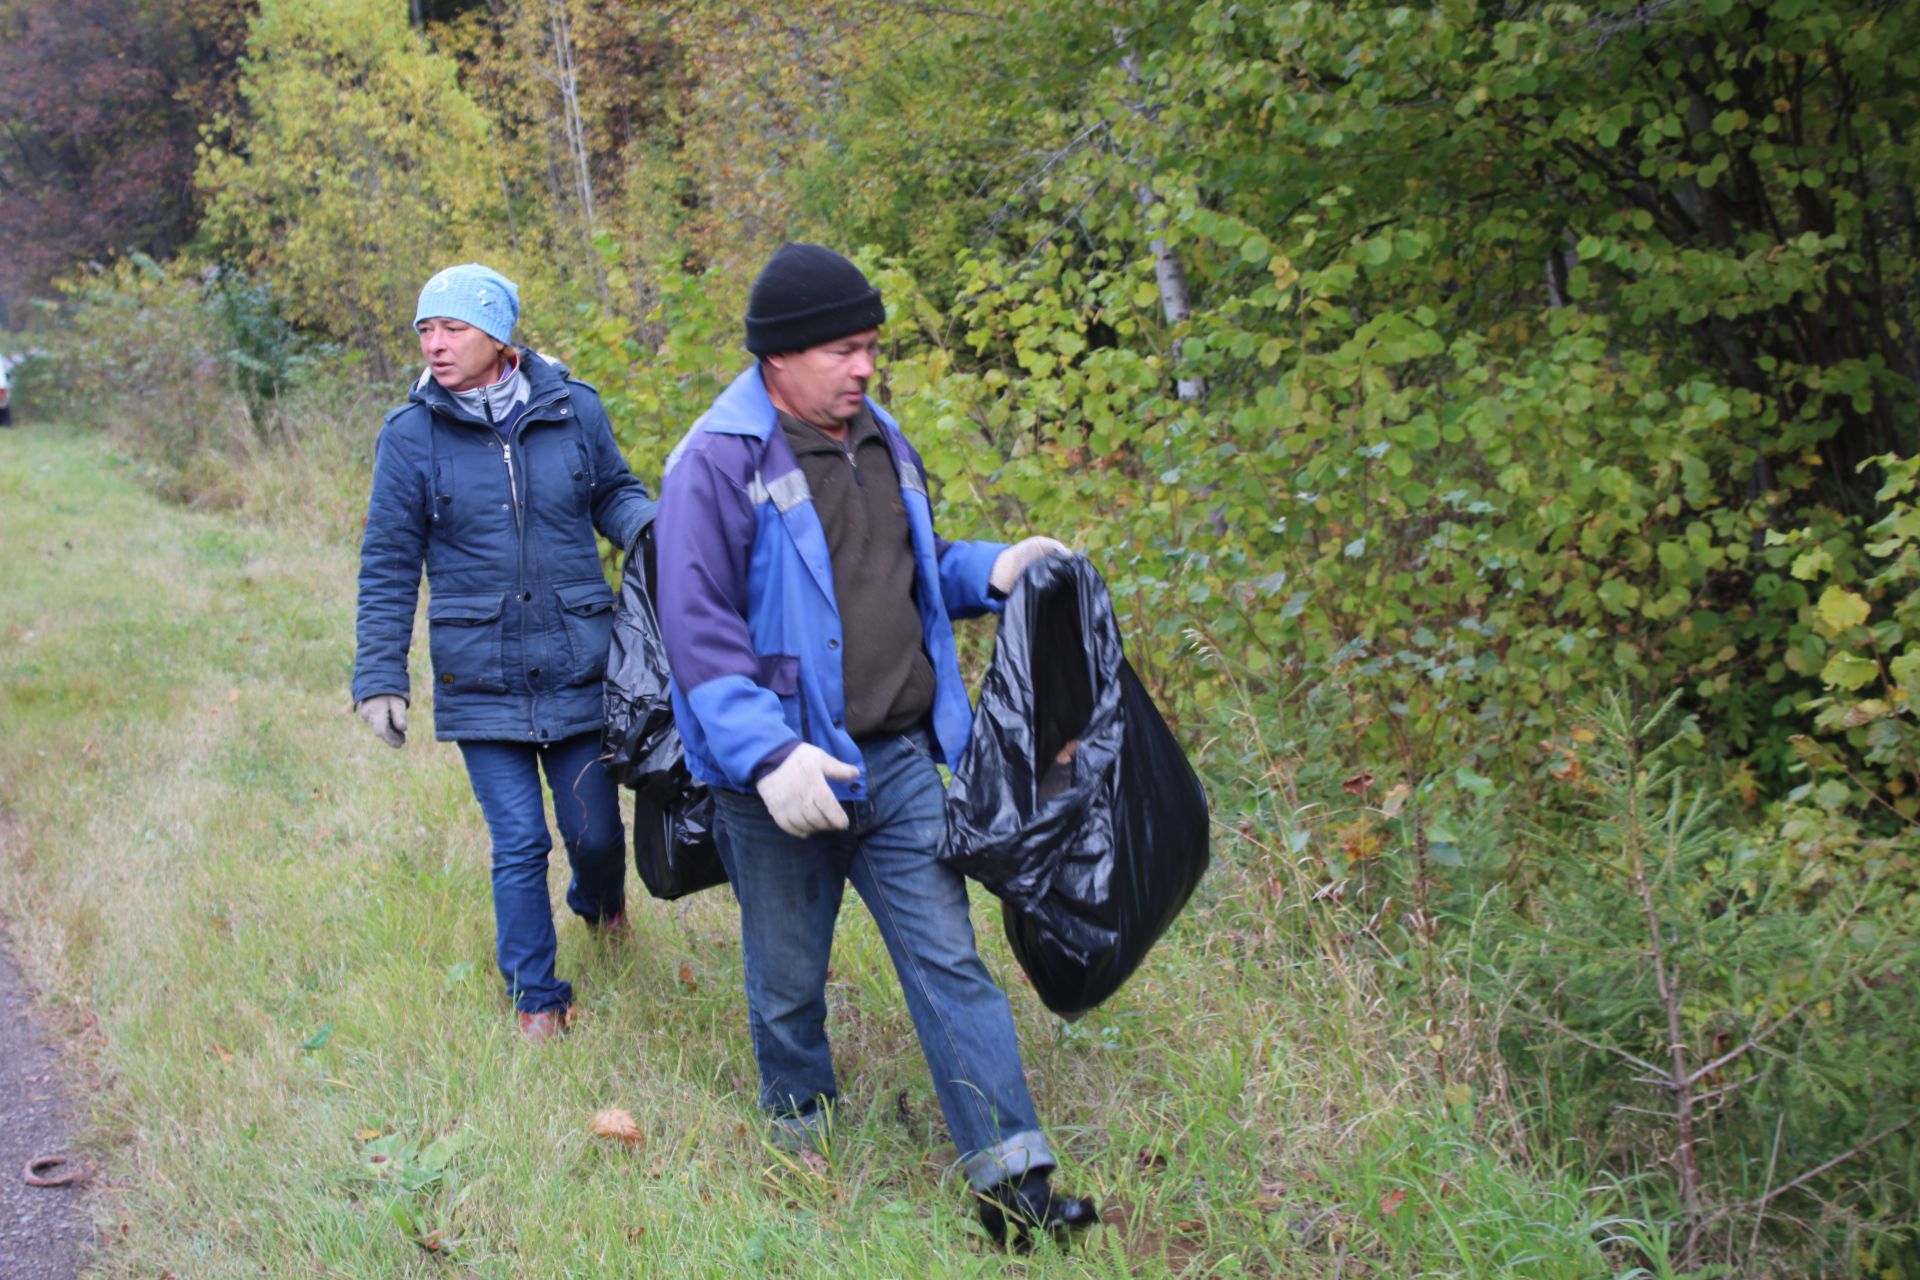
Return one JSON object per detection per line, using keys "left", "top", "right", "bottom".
{"left": 711, "top": 730, "right": 1054, "bottom": 1190}
{"left": 459, "top": 730, "right": 626, "bottom": 1014}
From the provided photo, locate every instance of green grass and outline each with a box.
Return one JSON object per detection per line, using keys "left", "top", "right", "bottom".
{"left": 0, "top": 423, "right": 1631, "bottom": 1277}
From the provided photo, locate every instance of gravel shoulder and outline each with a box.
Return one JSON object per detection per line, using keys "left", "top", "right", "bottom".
{"left": 0, "top": 930, "right": 93, "bottom": 1280}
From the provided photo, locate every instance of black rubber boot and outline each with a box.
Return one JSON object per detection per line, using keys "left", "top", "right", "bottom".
{"left": 976, "top": 1170, "right": 1098, "bottom": 1250}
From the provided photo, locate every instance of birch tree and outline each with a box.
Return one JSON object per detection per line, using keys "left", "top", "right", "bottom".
{"left": 1115, "top": 28, "right": 1204, "bottom": 403}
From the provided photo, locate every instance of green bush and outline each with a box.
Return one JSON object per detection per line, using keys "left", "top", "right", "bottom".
{"left": 28, "top": 255, "right": 367, "bottom": 510}
{"left": 1775, "top": 453, "right": 1920, "bottom": 822}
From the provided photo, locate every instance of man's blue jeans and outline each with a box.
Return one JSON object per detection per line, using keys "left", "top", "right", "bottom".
{"left": 459, "top": 730, "right": 625, "bottom": 1014}
{"left": 711, "top": 730, "right": 1055, "bottom": 1190}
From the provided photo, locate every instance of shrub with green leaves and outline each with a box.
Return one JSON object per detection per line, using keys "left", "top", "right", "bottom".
{"left": 1777, "top": 453, "right": 1920, "bottom": 820}
{"left": 769, "top": 0, "right": 1920, "bottom": 816}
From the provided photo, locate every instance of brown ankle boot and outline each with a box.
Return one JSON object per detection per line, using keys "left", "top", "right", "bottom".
{"left": 516, "top": 1006, "right": 577, "bottom": 1044}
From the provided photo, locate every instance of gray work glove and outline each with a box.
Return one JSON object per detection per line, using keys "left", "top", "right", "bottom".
{"left": 989, "top": 536, "right": 1072, "bottom": 594}
{"left": 755, "top": 744, "right": 860, "bottom": 838}
{"left": 356, "top": 695, "right": 409, "bottom": 749}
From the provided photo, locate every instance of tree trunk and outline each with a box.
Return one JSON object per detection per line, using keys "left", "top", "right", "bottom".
{"left": 1115, "top": 30, "right": 1204, "bottom": 403}
{"left": 545, "top": 0, "right": 605, "bottom": 302}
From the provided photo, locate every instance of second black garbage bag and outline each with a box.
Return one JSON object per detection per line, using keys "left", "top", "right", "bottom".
{"left": 941, "top": 553, "right": 1209, "bottom": 1019}
{"left": 602, "top": 523, "right": 727, "bottom": 901}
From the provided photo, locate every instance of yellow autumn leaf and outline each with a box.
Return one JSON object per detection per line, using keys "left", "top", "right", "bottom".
{"left": 1814, "top": 585, "right": 1870, "bottom": 635}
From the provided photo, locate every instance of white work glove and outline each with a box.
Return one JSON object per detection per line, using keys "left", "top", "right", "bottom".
{"left": 356, "top": 695, "right": 409, "bottom": 749}
{"left": 989, "top": 536, "right": 1072, "bottom": 594}
{"left": 755, "top": 744, "right": 861, "bottom": 838}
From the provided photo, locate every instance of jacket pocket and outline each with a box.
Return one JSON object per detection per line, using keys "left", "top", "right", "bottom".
{"left": 555, "top": 580, "right": 617, "bottom": 686}
{"left": 757, "top": 652, "right": 806, "bottom": 741}
{"left": 427, "top": 592, "right": 507, "bottom": 694}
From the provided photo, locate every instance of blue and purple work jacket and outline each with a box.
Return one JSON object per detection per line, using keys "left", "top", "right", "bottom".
{"left": 653, "top": 363, "right": 1008, "bottom": 802}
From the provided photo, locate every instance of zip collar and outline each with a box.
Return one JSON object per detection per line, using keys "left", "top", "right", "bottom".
{"left": 449, "top": 351, "right": 530, "bottom": 425}
{"left": 411, "top": 346, "right": 574, "bottom": 430}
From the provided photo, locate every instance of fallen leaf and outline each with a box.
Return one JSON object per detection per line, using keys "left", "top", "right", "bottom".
{"left": 591, "top": 1108, "right": 645, "bottom": 1147}
{"left": 1339, "top": 819, "right": 1383, "bottom": 861}
{"left": 677, "top": 962, "right": 697, "bottom": 993}
{"left": 1379, "top": 781, "right": 1410, "bottom": 817}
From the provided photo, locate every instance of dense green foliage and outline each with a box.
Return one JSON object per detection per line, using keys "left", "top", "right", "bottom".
{"left": 770, "top": 1, "right": 1920, "bottom": 805}
{"left": 11, "top": 1, "right": 1918, "bottom": 1273}
{"left": 197, "top": 0, "right": 501, "bottom": 375}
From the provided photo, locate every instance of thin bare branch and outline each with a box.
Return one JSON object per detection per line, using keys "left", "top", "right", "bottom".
{"left": 1694, "top": 1115, "right": 1919, "bottom": 1235}
{"left": 1529, "top": 1009, "right": 1669, "bottom": 1078}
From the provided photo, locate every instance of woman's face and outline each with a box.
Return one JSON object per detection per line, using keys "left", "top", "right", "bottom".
{"left": 417, "top": 318, "right": 507, "bottom": 392}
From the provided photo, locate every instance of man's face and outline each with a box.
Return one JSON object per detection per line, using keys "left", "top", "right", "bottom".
{"left": 417, "top": 318, "right": 506, "bottom": 393}
{"left": 765, "top": 329, "right": 879, "bottom": 429}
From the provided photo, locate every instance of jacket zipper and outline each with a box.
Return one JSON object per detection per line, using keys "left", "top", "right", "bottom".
{"left": 483, "top": 393, "right": 532, "bottom": 704}
{"left": 501, "top": 443, "right": 523, "bottom": 534}
{"left": 482, "top": 388, "right": 524, "bottom": 538}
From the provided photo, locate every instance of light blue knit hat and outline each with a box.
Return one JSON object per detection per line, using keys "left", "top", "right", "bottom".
{"left": 414, "top": 263, "right": 521, "bottom": 344}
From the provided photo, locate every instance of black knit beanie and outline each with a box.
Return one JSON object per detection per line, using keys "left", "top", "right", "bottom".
{"left": 744, "top": 243, "right": 886, "bottom": 356}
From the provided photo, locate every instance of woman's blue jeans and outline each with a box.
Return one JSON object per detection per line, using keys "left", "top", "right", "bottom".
{"left": 711, "top": 730, "right": 1054, "bottom": 1190}
{"left": 458, "top": 730, "right": 625, "bottom": 1014}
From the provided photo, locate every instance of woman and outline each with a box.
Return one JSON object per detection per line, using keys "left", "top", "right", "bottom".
{"left": 350, "top": 263, "right": 655, "bottom": 1042}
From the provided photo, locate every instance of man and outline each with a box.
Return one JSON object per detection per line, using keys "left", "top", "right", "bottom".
{"left": 654, "top": 243, "right": 1095, "bottom": 1247}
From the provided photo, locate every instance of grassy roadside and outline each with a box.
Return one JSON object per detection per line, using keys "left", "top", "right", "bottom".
{"left": 0, "top": 424, "right": 1623, "bottom": 1278}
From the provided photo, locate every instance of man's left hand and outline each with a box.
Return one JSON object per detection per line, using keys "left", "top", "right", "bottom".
{"left": 989, "top": 536, "right": 1071, "bottom": 594}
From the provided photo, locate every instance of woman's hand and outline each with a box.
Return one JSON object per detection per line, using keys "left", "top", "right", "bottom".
{"left": 356, "top": 695, "right": 409, "bottom": 749}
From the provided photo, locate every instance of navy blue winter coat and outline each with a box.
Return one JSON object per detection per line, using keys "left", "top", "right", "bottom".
{"left": 350, "top": 350, "right": 656, "bottom": 742}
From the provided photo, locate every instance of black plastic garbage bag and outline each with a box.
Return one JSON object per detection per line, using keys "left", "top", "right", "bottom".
{"left": 602, "top": 524, "right": 727, "bottom": 901}
{"left": 940, "top": 554, "right": 1209, "bottom": 1018}
{"left": 629, "top": 770, "right": 722, "bottom": 902}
